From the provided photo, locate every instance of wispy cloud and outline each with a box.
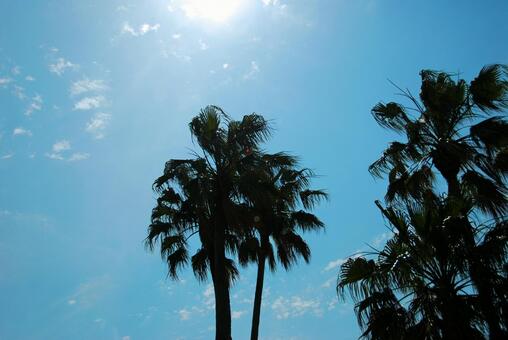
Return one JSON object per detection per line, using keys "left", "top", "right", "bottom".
{"left": 13, "top": 127, "right": 32, "bottom": 137}
{"left": 74, "top": 96, "right": 105, "bottom": 110}
{"left": 321, "top": 276, "right": 336, "bottom": 288}
{"left": 25, "top": 94, "right": 43, "bottom": 116}
{"left": 372, "top": 231, "right": 392, "bottom": 247}
{"left": 11, "top": 66, "right": 21, "bottom": 75}
{"left": 46, "top": 140, "right": 71, "bottom": 161}
{"left": 261, "top": 0, "right": 287, "bottom": 10}
{"left": 68, "top": 153, "right": 90, "bottom": 162}
{"left": 66, "top": 275, "right": 113, "bottom": 308}
{"left": 323, "top": 258, "right": 347, "bottom": 272}
{"left": 1, "top": 153, "right": 14, "bottom": 160}
{"left": 271, "top": 296, "right": 322, "bottom": 319}
{"left": 49, "top": 57, "right": 78, "bottom": 76}
{"left": 0, "top": 77, "right": 12, "bottom": 87}
{"left": 70, "top": 79, "right": 108, "bottom": 96}
{"left": 232, "top": 310, "right": 247, "bottom": 319}
{"left": 178, "top": 308, "right": 192, "bottom": 321}
{"left": 243, "top": 61, "right": 260, "bottom": 80}
{"left": 122, "top": 22, "right": 160, "bottom": 36}
{"left": 198, "top": 39, "right": 208, "bottom": 50}
{"left": 85, "top": 112, "right": 111, "bottom": 139}
{"left": 12, "top": 85, "right": 26, "bottom": 100}
{"left": 52, "top": 140, "right": 71, "bottom": 153}
{"left": 25, "top": 75, "right": 35, "bottom": 81}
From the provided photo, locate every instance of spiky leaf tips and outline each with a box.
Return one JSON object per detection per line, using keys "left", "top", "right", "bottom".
{"left": 339, "top": 66, "right": 508, "bottom": 339}
{"left": 146, "top": 106, "right": 274, "bottom": 340}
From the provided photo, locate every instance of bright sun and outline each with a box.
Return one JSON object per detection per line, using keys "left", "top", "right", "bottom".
{"left": 180, "top": 0, "right": 246, "bottom": 23}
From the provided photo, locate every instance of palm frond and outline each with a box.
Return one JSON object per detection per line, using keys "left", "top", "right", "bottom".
{"left": 299, "top": 189, "right": 329, "bottom": 209}
{"left": 191, "top": 247, "right": 209, "bottom": 282}
{"left": 470, "top": 64, "right": 508, "bottom": 112}
{"left": 372, "top": 102, "right": 410, "bottom": 132}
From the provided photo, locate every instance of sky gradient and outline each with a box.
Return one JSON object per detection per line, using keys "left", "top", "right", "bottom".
{"left": 1, "top": 1, "right": 508, "bottom": 339}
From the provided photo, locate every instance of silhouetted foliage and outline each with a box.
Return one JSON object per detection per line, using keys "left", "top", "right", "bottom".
{"left": 147, "top": 106, "right": 274, "bottom": 340}
{"left": 339, "top": 65, "right": 508, "bottom": 339}
{"left": 236, "top": 153, "right": 327, "bottom": 340}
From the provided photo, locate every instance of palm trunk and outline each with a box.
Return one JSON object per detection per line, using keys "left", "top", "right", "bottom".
{"left": 250, "top": 236, "right": 268, "bottom": 340}
{"left": 213, "top": 193, "right": 232, "bottom": 340}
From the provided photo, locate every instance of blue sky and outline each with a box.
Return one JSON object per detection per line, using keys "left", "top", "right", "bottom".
{"left": 1, "top": 0, "right": 507, "bottom": 339}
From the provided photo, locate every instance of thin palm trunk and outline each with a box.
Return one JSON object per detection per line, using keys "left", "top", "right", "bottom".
{"left": 250, "top": 236, "right": 267, "bottom": 340}
{"left": 213, "top": 194, "right": 232, "bottom": 340}
{"left": 213, "top": 227, "right": 232, "bottom": 340}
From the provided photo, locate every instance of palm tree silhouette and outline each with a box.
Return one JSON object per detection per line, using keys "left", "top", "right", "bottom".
{"left": 146, "top": 106, "right": 272, "bottom": 340}
{"left": 339, "top": 194, "right": 492, "bottom": 339}
{"left": 340, "top": 65, "right": 508, "bottom": 339}
{"left": 237, "top": 153, "right": 327, "bottom": 340}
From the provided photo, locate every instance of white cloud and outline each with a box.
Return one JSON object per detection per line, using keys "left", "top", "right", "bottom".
{"left": 198, "top": 39, "right": 208, "bottom": 50}
{"left": 172, "top": 33, "right": 181, "bottom": 39}
{"left": 261, "top": 0, "right": 287, "bottom": 9}
{"left": 323, "top": 258, "right": 347, "bottom": 272}
{"left": 68, "top": 153, "right": 90, "bottom": 162}
{"left": 67, "top": 299, "right": 77, "bottom": 305}
{"left": 178, "top": 308, "right": 191, "bottom": 321}
{"left": 1, "top": 154, "right": 13, "bottom": 160}
{"left": 66, "top": 275, "right": 112, "bottom": 308}
{"left": 0, "top": 77, "right": 12, "bottom": 87}
{"left": 122, "top": 337, "right": 131, "bottom": 340}
{"left": 122, "top": 22, "right": 160, "bottom": 36}
{"left": 13, "top": 127, "right": 32, "bottom": 137}
{"left": 70, "top": 79, "right": 107, "bottom": 96}
{"left": 243, "top": 61, "right": 260, "bottom": 80}
{"left": 168, "top": 50, "right": 191, "bottom": 62}
{"left": 46, "top": 153, "right": 65, "bottom": 160}
{"left": 74, "top": 96, "right": 105, "bottom": 110}
{"left": 25, "top": 75, "right": 35, "bottom": 82}
{"left": 53, "top": 140, "right": 71, "bottom": 153}
{"left": 25, "top": 94, "right": 43, "bottom": 116}
{"left": 324, "top": 253, "right": 362, "bottom": 272}
{"left": 372, "top": 231, "right": 392, "bottom": 247}
{"left": 12, "top": 85, "right": 26, "bottom": 100}
{"left": 232, "top": 310, "right": 247, "bottom": 319}
{"left": 47, "top": 140, "right": 80, "bottom": 161}
{"left": 321, "top": 277, "right": 335, "bottom": 288}
{"left": 49, "top": 57, "right": 78, "bottom": 76}
{"left": 271, "top": 296, "right": 322, "bottom": 319}
{"left": 222, "top": 63, "right": 229, "bottom": 69}
{"left": 11, "top": 66, "right": 21, "bottom": 75}
{"left": 86, "top": 112, "right": 111, "bottom": 139}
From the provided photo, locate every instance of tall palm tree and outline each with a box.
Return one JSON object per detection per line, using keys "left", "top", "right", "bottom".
{"left": 338, "top": 193, "right": 489, "bottom": 339}
{"left": 236, "top": 153, "right": 327, "bottom": 340}
{"left": 339, "top": 65, "right": 508, "bottom": 339}
{"left": 146, "top": 106, "right": 272, "bottom": 340}
{"left": 368, "top": 65, "right": 508, "bottom": 338}
{"left": 369, "top": 65, "right": 507, "bottom": 214}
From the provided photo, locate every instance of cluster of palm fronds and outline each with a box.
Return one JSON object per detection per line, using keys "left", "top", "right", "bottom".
{"left": 338, "top": 65, "right": 508, "bottom": 339}
{"left": 146, "top": 106, "right": 327, "bottom": 340}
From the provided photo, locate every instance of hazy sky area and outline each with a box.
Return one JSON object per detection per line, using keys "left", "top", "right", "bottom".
{"left": 1, "top": 1, "right": 507, "bottom": 339}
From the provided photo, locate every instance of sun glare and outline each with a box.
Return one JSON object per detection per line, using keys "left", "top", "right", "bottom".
{"left": 179, "top": 0, "right": 246, "bottom": 23}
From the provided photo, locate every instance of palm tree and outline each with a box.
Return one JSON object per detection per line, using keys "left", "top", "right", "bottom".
{"left": 369, "top": 65, "right": 507, "bottom": 214}
{"left": 236, "top": 153, "right": 327, "bottom": 340}
{"left": 367, "top": 65, "right": 508, "bottom": 338}
{"left": 338, "top": 193, "right": 489, "bottom": 339}
{"left": 146, "top": 106, "right": 272, "bottom": 340}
